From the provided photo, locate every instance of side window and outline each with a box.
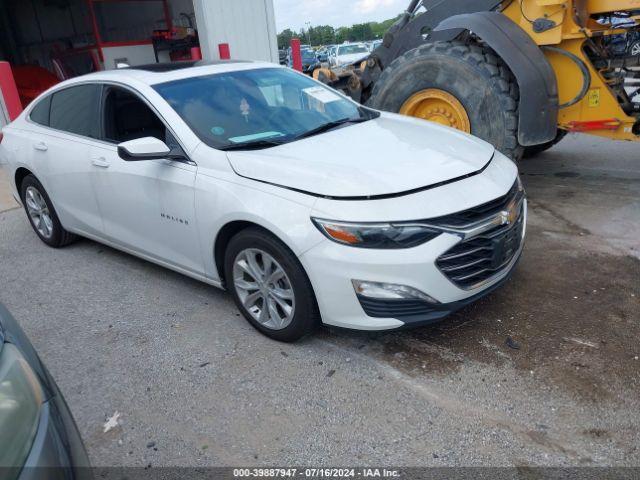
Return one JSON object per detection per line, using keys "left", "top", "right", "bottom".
{"left": 102, "top": 86, "right": 167, "bottom": 144}
{"left": 49, "top": 85, "right": 101, "bottom": 138}
{"left": 29, "top": 96, "right": 51, "bottom": 126}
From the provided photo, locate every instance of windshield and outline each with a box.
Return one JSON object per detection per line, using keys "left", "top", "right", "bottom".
{"left": 154, "top": 67, "right": 378, "bottom": 150}
{"left": 301, "top": 50, "right": 317, "bottom": 61}
{"left": 338, "top": 45, "right": 368, "bottom": 55}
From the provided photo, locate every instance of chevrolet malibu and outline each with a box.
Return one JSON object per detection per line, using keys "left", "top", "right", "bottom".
{"left": 0, "top": 61, "right": 526, "bottom": 342}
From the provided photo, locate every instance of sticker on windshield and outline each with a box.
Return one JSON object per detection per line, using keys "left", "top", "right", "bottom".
{"left": 229, "top": 132, "right": 284, "bottom": 144}
{"left": 303, "top": 86, "right": 341, "bottom": 104}
{"left": 211, "top": 126, "right": 225, "bottom": 136}
{"left": 240, "top": 98, "right": 251, "bottom": 122}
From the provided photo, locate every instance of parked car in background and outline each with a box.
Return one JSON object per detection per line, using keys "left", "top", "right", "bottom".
{"left": 599, "top": 15, "right": 639, "bottom": 56}
{"left": 288, "top": 49, "right": 321, "bottom": 74}
{"left": 316, "top": 47, "right": 329, "bottom": 63}
{"left": 0, "top": 61, "right": 525, "bottom": 342}
{"left": 328, "top": 46, "right": 338, "bottom": 66}
{"left": 332, "top": 43, "right": 370, "bottom": 67}
{"left": 278, "top": 49, "right": 287, "bottom": 65}
{"left": 0, "top": 303, "right": 90, "bottom": 478}
{"left": 368, "top": 39, "right": 383, "bottom": 52}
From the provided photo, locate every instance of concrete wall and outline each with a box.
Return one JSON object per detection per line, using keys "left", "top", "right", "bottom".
{"left": 193, "top": 0, "right": 278, "bottom": 63}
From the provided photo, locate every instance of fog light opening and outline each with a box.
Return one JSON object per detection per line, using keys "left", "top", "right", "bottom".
{"left": 352, "top": 280, "right": 438, "bottom": 304}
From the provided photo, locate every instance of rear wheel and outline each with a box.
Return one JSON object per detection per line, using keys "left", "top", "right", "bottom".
{"left": 369, "top": 41, "right": 523, "bottom": 160}
{"left": 224, "top": 227, "right": 319, "bottom": 342}
{"left": 522, "top": 130, "right": 567, "bottom": 158}
{"left": 20, "top": 175, "right": 76, "bottom": 248}
{"left": 630, "top": 41, "right": 640, "bottom": 57}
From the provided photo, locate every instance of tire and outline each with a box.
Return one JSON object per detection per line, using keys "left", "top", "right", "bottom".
{"left": 522, "top": 130, "right": 567, "bottom": 158}
{"left": 224, "top": 227, "right": 320, "bottom": 342}
{"left": 369, "top": 41, "right": 523, "bottom": 160}
{"left": 630, "top": 41, "right": 640, "bottom": 57}
{"left": 20, "top": 175, "right": 77, "bottom": 248}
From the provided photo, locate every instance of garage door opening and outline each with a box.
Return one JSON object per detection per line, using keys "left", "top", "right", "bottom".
{"left": 0, "top": 0, "right": 198, "bottom": 108}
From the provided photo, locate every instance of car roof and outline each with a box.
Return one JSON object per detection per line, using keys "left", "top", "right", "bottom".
{"left": 56, "top": 60, "right": 280, "bottom": 88}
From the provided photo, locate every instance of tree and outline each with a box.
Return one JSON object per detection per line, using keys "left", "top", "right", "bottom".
{"left": 350, "top": 23, "right": 374, "bottom": 42}
{"left": 334, "top": 26, "right": 351, "bottom": 44}
{"left": 277, "top": 14, "right": 404, "bottom": 47}
{"left": 277, "top": 29, "right": 295, "bottom": 50}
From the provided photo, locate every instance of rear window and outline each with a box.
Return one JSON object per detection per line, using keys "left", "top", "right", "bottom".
{"left": 29, "top": 96, "right": 51, "bottom": 126}
{"left": 49, "top": 84, "right": 101, "bottom": 138}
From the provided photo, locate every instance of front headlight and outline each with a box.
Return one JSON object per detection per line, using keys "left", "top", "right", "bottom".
{"left": 0, "top": 344, "right": 44, "bottom": 467}
{"left": 312, "top": 218, "right": 440, "bottom": 249}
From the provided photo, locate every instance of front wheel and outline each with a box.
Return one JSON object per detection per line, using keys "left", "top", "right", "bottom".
{"left": 20, "top": 175, "right": 76, "bottom": 248}
{"left": 630, "top": 41, "right": 640, "bottom": 57}
{"left": 224, "top": 227, "right": 320, "bottom": 342}
{"left": 368, "top": 41, "right": 523, "bottom": 160}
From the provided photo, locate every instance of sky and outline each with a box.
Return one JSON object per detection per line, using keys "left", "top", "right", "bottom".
{"left": 273, "top": 0, "right": 407, "bottom": 32}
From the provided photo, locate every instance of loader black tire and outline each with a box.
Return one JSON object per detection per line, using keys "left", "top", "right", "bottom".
{"left": 368, "top": 41, "right": 523, "bottom": 160}
{"left": 522, "top": 130, "right": 567, "bottom": 158}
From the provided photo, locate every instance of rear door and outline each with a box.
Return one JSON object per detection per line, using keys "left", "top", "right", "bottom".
{"left": 28, "top": 84, "right": 104, "bottom": 237}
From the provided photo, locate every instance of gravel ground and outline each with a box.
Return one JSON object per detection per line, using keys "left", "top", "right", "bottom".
{"left": 0, "top": 134, "right": 638, "bottom": 467}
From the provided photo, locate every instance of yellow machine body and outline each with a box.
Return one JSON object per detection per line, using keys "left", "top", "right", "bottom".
{"left": 500, "top": 0, "right": 638, "bottom": 141}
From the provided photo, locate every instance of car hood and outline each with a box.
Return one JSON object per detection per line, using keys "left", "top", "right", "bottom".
{"left": 226, "top": 113, "right": 495, "bottom": 199}
{"left": 336, "top": 53, "right": 369, "bottom": 65}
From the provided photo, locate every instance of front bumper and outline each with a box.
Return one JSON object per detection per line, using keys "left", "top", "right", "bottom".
{"left": 300, "top": 200, "right": 527, "bottom": 331}
{"left": 356, "top": 249, "right": 522, "bottom": 329}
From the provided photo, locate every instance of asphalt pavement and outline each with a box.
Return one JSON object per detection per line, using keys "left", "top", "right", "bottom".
{"left": 0, "top": 133, "right": 638, "bottom": 467}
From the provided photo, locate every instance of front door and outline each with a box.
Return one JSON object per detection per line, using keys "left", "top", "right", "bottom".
{"left": 90, "top": 85, "right": 203, "bottom": 275}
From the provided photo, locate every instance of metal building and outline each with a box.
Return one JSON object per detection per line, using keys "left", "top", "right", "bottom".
{"left": 194, "top": 0, "right": 278, "bottom": 63}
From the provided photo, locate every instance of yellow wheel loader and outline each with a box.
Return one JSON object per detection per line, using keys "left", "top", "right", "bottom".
{"left": 315, "top": 0, "right": 640, "bottom": 159}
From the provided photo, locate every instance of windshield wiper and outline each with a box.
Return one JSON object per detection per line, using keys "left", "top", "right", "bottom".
{"left": 220, "top": 139, "right": 285, "bottom": 151}
{"left": 293, "top": 117, "right": 369, "bottom": 141}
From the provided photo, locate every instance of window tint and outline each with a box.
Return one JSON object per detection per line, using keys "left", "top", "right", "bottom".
{"left": 50, "top": 85, "right": 101, "bottom": 138}
{"left": 30, "top": 96, "right": 51, "bottom": 126}
{"left": 102, "top": 87, "right": 167, "bottom": 143}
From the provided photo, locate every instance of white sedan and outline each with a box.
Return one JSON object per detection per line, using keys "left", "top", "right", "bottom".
{"left": 0, "top": 61, "right": 526, "bottom": 342}
{"left": 330, "top": 43, "right": 370, "bottom": 67}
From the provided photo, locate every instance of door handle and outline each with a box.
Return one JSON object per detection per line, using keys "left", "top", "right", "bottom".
{"left": 33, "top": 142, "right": 48, "bottom": 152}
{"left": 92, "top": 157, "right": 110, "bottom": 168}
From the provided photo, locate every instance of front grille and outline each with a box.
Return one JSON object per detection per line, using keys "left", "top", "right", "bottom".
{"left": 429, "top": 180, "right": 521, "bottom": 228}
{"left": 435, "top": 182, "right": 525, "bottom": 289}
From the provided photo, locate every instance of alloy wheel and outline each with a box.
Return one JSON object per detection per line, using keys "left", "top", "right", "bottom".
{"left": 232, "top": 248, "right": 296, "bottom": 330}
{"left": 25, "top": 186, "right": 53, "bottom": 239}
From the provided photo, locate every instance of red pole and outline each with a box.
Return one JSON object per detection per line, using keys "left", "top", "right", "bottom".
{"left": 0, "top": 62, "right": 23, "bottom": 120}
{"left": 218, "top": 43, "right": 231, "bottom": 60}
{"left": 290, "top": 38, "right": 302, "bottom": 72}
{"left": 191, "top": 47, "right": 202, "bottom": 60}
{"left": 86, "top": 0, "right": 104, "bottom": 63}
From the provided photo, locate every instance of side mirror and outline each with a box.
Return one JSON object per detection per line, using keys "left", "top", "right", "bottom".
{"left": 117, "top": 137, "right": 184, "bottom": 162}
